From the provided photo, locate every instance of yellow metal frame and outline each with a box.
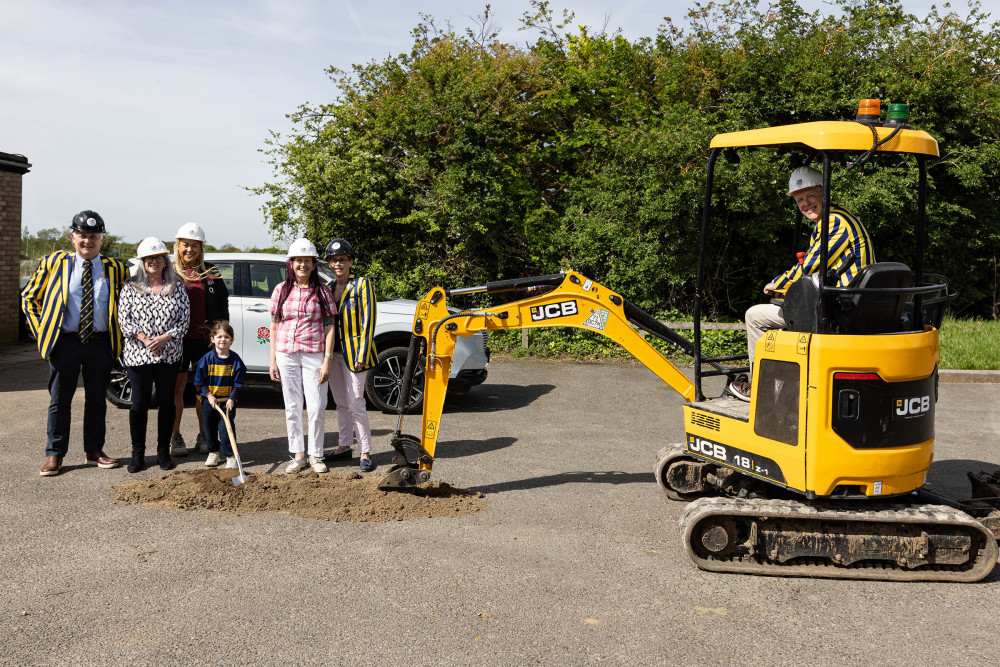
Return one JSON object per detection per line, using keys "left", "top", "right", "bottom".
{"left": 710, "top": 121, "right": 939, "bottom": 157}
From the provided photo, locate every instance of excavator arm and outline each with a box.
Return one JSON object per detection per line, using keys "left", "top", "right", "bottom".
{"left": 378, "top": 271, "right": 700, "bottom": 489}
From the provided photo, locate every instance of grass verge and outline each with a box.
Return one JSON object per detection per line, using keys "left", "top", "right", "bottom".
{"left": 488, "top": 315, "right": 1000, "bottom": 371}
{"left": 938, "top": 316, "right": 1000, "bottom": 370}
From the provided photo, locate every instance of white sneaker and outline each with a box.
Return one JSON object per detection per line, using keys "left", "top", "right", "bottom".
{"left": 286, "top": 458, "right": 307, "bottom": 474}
{"left": 195, "top": 433, "right": 209, "bottom": 454}
{"left": 170, "top": 433, "right": 189, "bottom": 457}
{"left": 224, "top": 457, "right": 238, "bottom": 469}
{"left": 205, "top": 452, "right": 221, "bottom": 467}
{"left": 309, "top": 456, "right": 328, "bottom": 473}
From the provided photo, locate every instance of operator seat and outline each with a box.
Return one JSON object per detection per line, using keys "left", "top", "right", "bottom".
{"left": 830, "top": 262, "right": 912, "bottom": 334}
{"left": 783, "top": 262, "right": 913, "bottom": 335}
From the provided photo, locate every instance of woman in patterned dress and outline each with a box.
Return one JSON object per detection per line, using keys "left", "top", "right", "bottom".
{"left": 117, "top": 237, "right": 190, "bottom": 473}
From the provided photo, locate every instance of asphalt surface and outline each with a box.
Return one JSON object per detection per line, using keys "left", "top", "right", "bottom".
{"left": 2, "top": 354, "right": 999, "bottom": 665}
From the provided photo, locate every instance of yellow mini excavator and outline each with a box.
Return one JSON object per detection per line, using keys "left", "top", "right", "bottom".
{"left": 377, "top": 102, "right": 1000, "bottom": 582}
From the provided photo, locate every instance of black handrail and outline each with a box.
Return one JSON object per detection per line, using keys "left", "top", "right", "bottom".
{"left": 693, "top": 148, "right": 720, "bottom": 400}
{"left": 825, "top": 282, "right": 949, "bottom": 297}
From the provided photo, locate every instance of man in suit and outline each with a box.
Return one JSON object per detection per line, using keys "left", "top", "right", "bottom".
{"left": 21, "top": 210, "right": 129, "bottom": 476}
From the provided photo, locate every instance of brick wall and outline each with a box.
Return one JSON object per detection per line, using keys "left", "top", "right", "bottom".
{"left": 0, "top": 152, "right": 30, "bottom": 347}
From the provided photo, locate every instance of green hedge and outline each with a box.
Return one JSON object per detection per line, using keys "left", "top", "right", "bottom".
{"left": 258, "top": 0, "right": 1000, "bottom": 321}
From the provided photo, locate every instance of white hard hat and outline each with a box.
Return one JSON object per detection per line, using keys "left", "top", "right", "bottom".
{"left": 136, "top": 236, "right": 170, "bottom": 259}
{"left": 788, "top": 167, "right": 824, "bottom": 196}
{"left": 175, "top": 221, "right": 206, "bottom": 243}
{"left": 287, "top": 238, "right": 319, "bottom": 259}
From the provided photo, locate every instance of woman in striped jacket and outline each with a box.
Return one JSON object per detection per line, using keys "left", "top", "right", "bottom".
{"left": 323, "top": 238, "right": 378, "bottom": 472}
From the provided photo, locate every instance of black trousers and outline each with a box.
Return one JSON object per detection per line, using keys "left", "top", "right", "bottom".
{"left": 125, "top": 361, "right": 180, "bottom": 454}
{"left": 202, "top": 400, "right": 236, "bottom": 457}
{"left": 46, "top": 332, "right": 113, "bottom": 457}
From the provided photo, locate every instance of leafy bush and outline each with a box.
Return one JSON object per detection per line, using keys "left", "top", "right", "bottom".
{"left": 256, "top": 0, "right": 1000, "bottom": 320}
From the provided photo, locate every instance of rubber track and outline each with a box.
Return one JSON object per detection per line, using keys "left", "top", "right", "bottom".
{"left": 653, "top": 443, "right": 707, "bottom": 500}
{"left": 679, "top": 496, "right": 999, "bottom": 582}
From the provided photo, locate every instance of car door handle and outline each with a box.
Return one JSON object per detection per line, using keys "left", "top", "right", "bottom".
{"left": 245, "top": 305, "right": 269, "bottom": 312}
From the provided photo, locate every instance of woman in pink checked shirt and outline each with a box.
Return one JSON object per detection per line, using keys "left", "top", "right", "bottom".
{"left": 268, "top": 238, "right": 337, "bottom": 474}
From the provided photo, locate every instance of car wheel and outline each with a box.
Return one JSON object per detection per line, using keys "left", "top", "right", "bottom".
{"left": 106, "top": 359, "right": 157, "bottom": 408}
{"left": 365, "top": 346, "right": 424, "bottom": 414}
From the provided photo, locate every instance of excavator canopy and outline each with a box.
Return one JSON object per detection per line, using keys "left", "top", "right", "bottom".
{"left": 710, "top": 121, "right": 939, "bottom": 157}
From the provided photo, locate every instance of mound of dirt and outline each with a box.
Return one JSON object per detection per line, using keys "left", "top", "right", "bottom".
{"left": 110, "top": 469, "right": 486, "bottom": 522}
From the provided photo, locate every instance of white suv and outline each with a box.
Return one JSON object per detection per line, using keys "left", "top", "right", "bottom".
{"left": 106, "top": 253, "right": 489, "bottom": 412}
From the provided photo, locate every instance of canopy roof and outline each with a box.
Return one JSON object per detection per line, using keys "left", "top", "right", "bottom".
{"left": 710, "top": 121, "right": 939, "bottom": 157}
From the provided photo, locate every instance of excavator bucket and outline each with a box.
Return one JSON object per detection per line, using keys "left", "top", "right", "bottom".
{"left": 378, "top": 428, "right": 435, "bottom": 490}
{"left": 376, "top": 464, "right": 431, "bottom": 490}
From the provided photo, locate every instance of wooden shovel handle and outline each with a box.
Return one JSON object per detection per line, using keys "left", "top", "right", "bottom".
{"left": 213, "top": 402, "right": 241, "bottom": 462}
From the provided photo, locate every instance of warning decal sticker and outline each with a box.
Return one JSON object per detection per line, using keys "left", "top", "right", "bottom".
{"left": 581, "top": 309, "right": 609, "bottom": 331}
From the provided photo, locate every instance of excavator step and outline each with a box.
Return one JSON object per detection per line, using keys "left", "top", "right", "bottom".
{"left": 679, "top": 496, "right": 998, "bottom": 582}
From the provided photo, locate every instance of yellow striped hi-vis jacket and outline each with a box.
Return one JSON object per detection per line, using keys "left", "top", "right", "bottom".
{"left": 21, "top": 251, "right": 129, "bottom": 360}
{"left": 336, "top": 272, "right": 378, "bottom": 372}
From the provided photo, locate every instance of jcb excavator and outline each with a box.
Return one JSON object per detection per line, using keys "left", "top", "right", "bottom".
{"left": 378, "top": 101, "right": 1000, "bottom": 582}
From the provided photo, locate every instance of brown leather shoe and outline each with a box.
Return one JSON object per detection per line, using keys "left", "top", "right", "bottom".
{"left": 83, "top": 451, "right": 120, "bottom": 469}
{"left": 40, "top": 456, "right": 63, "bottom": 476}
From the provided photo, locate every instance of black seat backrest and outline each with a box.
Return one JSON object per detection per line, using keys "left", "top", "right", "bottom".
{"left": 831, "top": 262, "right": 912, "bottom": 335}
{"left": 784, "top": 274, "right": 825, "bottom": 334}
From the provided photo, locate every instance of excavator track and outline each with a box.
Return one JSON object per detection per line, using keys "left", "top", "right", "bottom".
{"left": 680, "top": 496, "right": 999, "bottom": 582}
{"left": 654, "top": 443, "right": 715, "bottom": 500}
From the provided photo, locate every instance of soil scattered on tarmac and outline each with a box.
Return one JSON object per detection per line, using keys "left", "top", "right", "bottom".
{"left": 111, "top": 469, "right": 486, "bottom": 521}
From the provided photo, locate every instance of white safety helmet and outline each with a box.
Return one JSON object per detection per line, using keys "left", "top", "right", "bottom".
{"left": 788, "top": 167, "right": 824, "bottom": 196}
{"left": 286, "top": 238, "right": 319, "bottom": 259}
{"left": 175, "top": 221, "right": 207, "bottom": 243}
{"left": 136, "top": 236, "right": 170, "bottom": 259}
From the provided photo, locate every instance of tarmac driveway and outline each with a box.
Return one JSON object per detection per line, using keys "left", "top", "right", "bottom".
{"left": 2, "top": 356, "right": 999, "bottom": 665}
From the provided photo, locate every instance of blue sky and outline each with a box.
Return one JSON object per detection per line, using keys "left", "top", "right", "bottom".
{"left": 1, "top": 0, "right": 947, "bottom": 248}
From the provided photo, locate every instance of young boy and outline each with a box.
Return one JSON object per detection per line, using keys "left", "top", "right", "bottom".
{"left": 193, "top": 321, "right": 247, "bottom": 468}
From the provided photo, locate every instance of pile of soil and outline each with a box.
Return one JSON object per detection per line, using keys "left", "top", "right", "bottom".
{"left": 110, "top": 469, "right": 486, "bottom": 522}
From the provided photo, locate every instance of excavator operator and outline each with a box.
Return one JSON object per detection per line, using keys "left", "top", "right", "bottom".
{"left": 728, "top": 166, "right": 875, "bottom": 402}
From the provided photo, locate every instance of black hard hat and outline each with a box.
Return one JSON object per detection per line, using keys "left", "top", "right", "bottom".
{"left": 324, "top": 238, "right": 354, "bottom": 259}
{"left": 71, "top": 210, "right": 106, "bottom": 234}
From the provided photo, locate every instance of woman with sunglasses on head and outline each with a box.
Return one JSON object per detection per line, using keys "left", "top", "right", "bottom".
{"left": 269, "top": 239, "right": 337, "bottom": 474}
{"left": 168, "top": 222, "right": 229, "bottom": 458}
{"left": 117, "top": 237, "right": 190, "bottom": 473}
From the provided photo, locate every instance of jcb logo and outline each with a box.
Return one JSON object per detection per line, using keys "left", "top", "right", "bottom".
{"left": 895, "top": 396, "right": 930, "bottom": 417}
{"left": 688, "top": 436, "right": 728, "bottom": 462}
{"left": 530, "top": 300, "right": 578, "bottom": 322}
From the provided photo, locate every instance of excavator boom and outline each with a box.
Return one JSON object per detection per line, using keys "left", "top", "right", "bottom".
{"left": 379, "top": 271, "right": 696, "bottom": 485}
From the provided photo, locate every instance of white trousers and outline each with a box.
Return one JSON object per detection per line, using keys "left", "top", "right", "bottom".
{"left": 276, "top": 351, "right": 327, "bottom": 457}
{"left": 328, "top": 355, "right": 372, "bottom": 454}
{"left": 744, "top": 303, "right": 786, "bottom": 365}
